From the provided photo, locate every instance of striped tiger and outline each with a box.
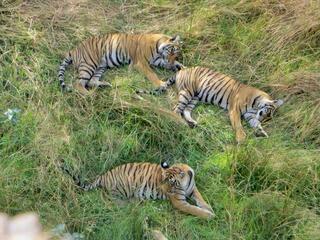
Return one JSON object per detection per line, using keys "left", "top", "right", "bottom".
{"left": 58, "top": 33, "right": 183, "bottom": 91}
{"left": 137, "top": 66, "right": 284, "bottom": 143}
{"left": 62, "top": 161, "right": 214, "bottom": 219}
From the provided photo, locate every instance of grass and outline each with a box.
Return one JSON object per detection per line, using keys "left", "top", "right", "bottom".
{"left": 1, "top": 0, "right": 320, "bottom": 239}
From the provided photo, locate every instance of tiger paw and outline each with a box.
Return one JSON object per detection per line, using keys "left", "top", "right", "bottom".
{"left": 236, "top": 130, "right": 246, "bottom": 144}
{"left": 255, "top": 129, "right": 269, "bottom": 138}
{"left": 98, "top": 81, "right": 112, "bottom": 88}
{"left": 202, "top": 209, "right": 215, "bottom": 219}
{"left": 61, "top": 85, "right": 72, "bottom": 93}
{"left": 187, "top": 120, "right": 198, "bottom": 128}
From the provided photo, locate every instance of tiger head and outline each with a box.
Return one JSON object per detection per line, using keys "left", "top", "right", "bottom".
{"left": 256, "top": 98, "right": 284, "bottom": 122}
{"left": 158, "top": 35, "right": 183, "bottom": 71}
{"left": 161, "top": 163, "right": 195, "bottom": 195}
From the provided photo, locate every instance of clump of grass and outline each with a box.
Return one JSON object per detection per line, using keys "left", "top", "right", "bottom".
{"left": 238, "top": 192, "right": 305, "bottom": 240}
{"left": 230, "top": 143, "right": 320, "bottom": 212}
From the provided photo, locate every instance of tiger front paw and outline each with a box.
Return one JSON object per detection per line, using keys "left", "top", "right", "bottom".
{"left": 255, "top": 129, "right": 269, "bottom": 138}
{"left": 202, "top": 209, "right": 215, "bottom": 219}
{"left": 173, "top": 63, "right": 185, "bottom": 72}
{"left": 236, "top": 130, "right": 246, "bottom": 144}
{"left": 187, "top": 120, "right": 198, "bottom": 128}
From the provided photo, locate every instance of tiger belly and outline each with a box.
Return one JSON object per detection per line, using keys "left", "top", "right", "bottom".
{"left": 105, "top": 164, "right": 167, "bottom": 201}
{"left": 134, "top": 185, "right": 167, "bottom": 200}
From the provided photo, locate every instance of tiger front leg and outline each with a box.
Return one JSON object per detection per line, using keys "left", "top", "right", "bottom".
{"left": 169, "top": 195, "right": 214, "bottom": 219}
{"left": 134, "top": 61, "right": 163, "bottom": 86}
{"left": 229, "top": 107, "right": 246, "bottom": 143}
{"left": 248, "top": 118, "right": 268, "bottom": 138}
{"left": 191, "top": 187, "right": 214, "bottom": 216}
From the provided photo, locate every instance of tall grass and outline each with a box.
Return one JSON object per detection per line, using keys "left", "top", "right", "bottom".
{"left": 1, "top": 0, "right": 319, "bottom": 239}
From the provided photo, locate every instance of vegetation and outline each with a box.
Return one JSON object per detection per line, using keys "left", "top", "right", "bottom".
{"left": 1, "top": 0, "right": 319, "bottom": 239}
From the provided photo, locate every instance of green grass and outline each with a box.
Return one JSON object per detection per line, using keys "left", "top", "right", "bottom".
{"left": 1, "top": 0, "right": 320, "bottom": 239}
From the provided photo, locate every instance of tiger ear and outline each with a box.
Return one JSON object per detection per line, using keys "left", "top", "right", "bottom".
{"left": 170, "top": 35, "right": 181, "bottom": 43}
{"left": 161, "top": 161, "right": 170, "bottom": 169}
{"left": 274, "top": 99, "right": 284, "bottom": 108}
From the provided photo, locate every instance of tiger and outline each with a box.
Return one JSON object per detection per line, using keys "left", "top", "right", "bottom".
{"left": 61, "top": 161, "right": 214, "bottom": 219}
{"left": 58, "top": 33, "right": 183, "bottom": 91}
{"left": 137, "top": 66, "right": 284, "bottom": 143}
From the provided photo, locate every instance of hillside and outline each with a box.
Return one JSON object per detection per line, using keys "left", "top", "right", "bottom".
{"left": 1, "top": 0, "right": 319, "bottom": 239}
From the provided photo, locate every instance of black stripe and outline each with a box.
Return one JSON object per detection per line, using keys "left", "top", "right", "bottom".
{"left": 198, "top": 77, "right": 211, "bottom": 92}
{"left": 132, "top": 167, "right": 138, "bottom": 181}
{"left": 226, "top": 91, "right": 232, "bottom": 109}
{"left": 115, "top": 43, "right": 122, "bottom": 65}
{"left": 155, "top": 39, "right": 161, "bottom": 54}
{"left": 180, "top": 93, "right": 189, "bottom": 102}
{"left": 109, "top": 51, "right": 119, "bottom": 67}
{"left": 186, "top": 170, "right": 193, "bottom": 190}
{"left": 126, "top": 164, "right": 133, "bottom": 175}
{"left": 107, "top": 170, "right": 114, "bottom": 185}
{"left": 200, "top": 74, "right": 225, "bottom": 98}
{"left": 80, "top": 62, "right": 95, "bottom": 72}
{"left": 218, "top": 84, "right": 232, "bottom": 106}
{"left": 115, "top": 185, "right": 125, "bottom": 197}
{"left": 204, "top": 84, "right": 218, "bottom": 103}
{"left": 79, "top": 77, "right": 91, "bottom": 81}
{"left": 252, "top": 96, "right": 261, "bottom": 108}
{"left": 205, "top": 71, "right": 219, "bottom": 80}
{"left": 150, "top": 46, "right": 154, "bottom": 59}
{"left": 86, "top": 52, "right": 97, "bottom": 69}
{"left": 185, "top": 88, "right": 193, "bottom": 98}
{"left": 246, "top": 115, "right": 254, "bottom": 121}
{"left": 119, "top": 176, "right": 128, "bottom": 198}
{"left": 79, "top": 68, "right": 93, "bottom": 78}
{"left": 201, "top": 78, "right": 224, "bottom": 101}
{"left": 214, "top": 79, "right": 232, "bottom": 102}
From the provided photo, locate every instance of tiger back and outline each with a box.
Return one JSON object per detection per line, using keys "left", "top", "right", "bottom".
{"left": 58, "top": 33, "right": 183, "bottom": 92}
{"left": 62, "top": 162, "right": 214, "bottom": 219}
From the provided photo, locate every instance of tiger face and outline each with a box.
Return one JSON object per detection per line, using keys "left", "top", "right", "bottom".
{"left": 163, "top": 164, "right": 195, "bottom": 195}
{"left": 256, "top": 99, "right": 284, "bottom": 122}
{"left": 158, "top": 35, "right": 183, "bottom": 71}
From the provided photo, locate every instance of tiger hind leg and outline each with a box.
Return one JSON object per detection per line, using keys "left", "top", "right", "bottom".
{"left": 78, "top": 65, "right": 94, "bottom": 90}
{"left": 88, "top": 66, "right": 112, "bottom": 88}
{"left": 174, "top": 90, "right": 192, "bottom": 115}
{"left": 183, "top": 97, "right": 199, "bottom": 128}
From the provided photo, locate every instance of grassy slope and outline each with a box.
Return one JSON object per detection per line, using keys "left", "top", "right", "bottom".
{"left": 1, "top": 0, "right": 320, "bottom": 239}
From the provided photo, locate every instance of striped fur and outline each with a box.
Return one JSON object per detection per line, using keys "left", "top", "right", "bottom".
{"left": 58, "top": 33, "right": 183, "bottom": 91}
{"left": 137, "top": 67, "right": 284, "bottom": 143}
{"left": 62, "top": 162, "right": 214, "bottom": 218}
